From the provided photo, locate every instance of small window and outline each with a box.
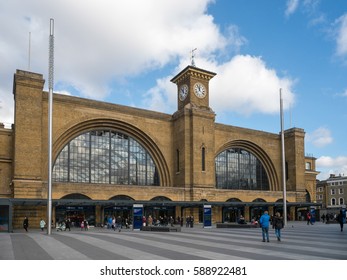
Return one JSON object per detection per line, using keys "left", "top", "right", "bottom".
{"left": 202, "top": 147, "right": 206, "bottom": 172}
{"left": 176, "top": 149, "right": 180, "bottom": 173}
{"left": 339, "top": 188, "right": 344, "bottom": 194}
{"left": 331, "top": 189, "right": 336, "bottom": 195}
{"left": 305, "top": 162, "right": 311, "bottom": 170}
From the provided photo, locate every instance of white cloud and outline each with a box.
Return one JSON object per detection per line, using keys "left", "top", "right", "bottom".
{"left": 317, "top": 156, "right": 347, "bottom": 180}
{"left": 143, "top": 77, "right": 176, "bottom": 113}
{"left": 225, "top": 25, "right": 248, "bottom": 53}
{"left": 0, "top": 0, "right": 296, "bottom": 125}
{"left": 306, "top": 127, "right": 333, "bottom": 148}
{"left": 0, "top": 92, "right": 14, "bottom": 127}
{"left": 210, "top": 55, "right": 295, "bottom": 116}
{"left": 285, "top": 0, "right": 300, "bottom": 17}
{"left": 336, "top": 14, "right": 347, "bottom": 57}
{"left": 0, "top": 0, "right": 222, "bottom": 123}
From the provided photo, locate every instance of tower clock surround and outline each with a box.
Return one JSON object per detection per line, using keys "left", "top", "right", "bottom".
{"left": 170, "top": 65, "right": 216, "bottom": 110}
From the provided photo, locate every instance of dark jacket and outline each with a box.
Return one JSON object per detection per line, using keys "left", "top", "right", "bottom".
{"left": 23, "top": 218, "right": 29, "bottom": 228}
{"left": 272, "top": 216, "right": 284, "bottom": 229}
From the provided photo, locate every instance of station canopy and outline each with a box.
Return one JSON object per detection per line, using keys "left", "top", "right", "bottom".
{"left": 1, "top": 198, "right": 321, "bottom": 209}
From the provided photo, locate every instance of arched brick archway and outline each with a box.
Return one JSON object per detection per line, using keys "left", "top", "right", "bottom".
{"left": 216, "top": 140, "right": 279, "bottom": 191}
{"left": 51, "top": 118, "right": 171, "bottom": 187}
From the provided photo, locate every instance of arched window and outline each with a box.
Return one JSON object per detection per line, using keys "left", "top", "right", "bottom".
{"left": 215, "top": 148, "right": 269, "bottom": 190}
{"left": 53, "top": 130, "right": 160, "bottom": 186}
{"left": 331, "top": 198, "right": 336, "bottom": 206}
{"left": 339, "top": 197, "right": 344, "bottom": 205}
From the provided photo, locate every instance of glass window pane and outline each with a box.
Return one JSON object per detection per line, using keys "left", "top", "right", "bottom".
{"left": 53, "top": 130, "right": 159, "bottom": 186}
{"left": 215, "top": 148, "right": 269, "bottom": 190}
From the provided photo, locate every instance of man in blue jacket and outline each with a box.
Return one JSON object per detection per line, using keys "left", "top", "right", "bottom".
{"left": 259, "top": 211, "right": 271, "bottom": 242}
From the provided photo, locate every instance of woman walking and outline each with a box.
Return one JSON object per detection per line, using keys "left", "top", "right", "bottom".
{"left": 273, "top": 212, "right": 284, "bottom": 241}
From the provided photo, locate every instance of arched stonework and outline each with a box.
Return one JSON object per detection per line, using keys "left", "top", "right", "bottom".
{"left": 150, "top": 196, "right": 172, "bottom": 201}
{"left": 226, "top": 198, "right": 242, "bottom": 202}
{"left": 60, "top": 193, "right": 91, "bottom": 200}
{"left": 52, "top": 118, "right": 171, "bottom": 187}
{"left": 109, "top": 195, "right": 135, "bottom": 201}
{"left": 216, "top": 140, "right": 279, "bottom": 191}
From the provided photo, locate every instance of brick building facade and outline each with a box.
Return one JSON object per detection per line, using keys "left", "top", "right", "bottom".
{"left": 0, "top": 66, "right": 319, "bottom": 230}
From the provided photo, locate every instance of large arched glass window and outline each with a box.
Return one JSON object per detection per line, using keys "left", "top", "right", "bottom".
{"left": 215, "top": 148, "right": 269, "bottom": 190}
{"left": 53, "top": 130, "right": 160, "bottom": 186}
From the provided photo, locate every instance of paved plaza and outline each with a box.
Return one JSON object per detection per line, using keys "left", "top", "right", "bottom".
{"left": 0, "top": 221, "right": 346, "bottom": 260}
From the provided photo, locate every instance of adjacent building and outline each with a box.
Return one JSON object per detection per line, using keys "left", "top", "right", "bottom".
{"left": 316, "top": 174, "right": 347, "bottom": 218}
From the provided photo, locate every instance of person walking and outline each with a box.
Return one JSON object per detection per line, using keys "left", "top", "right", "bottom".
{"left": 272, "top": 212, "right": 284, "bottom": 241}
{"left": 337, "top": 209, "right": 345, "bottom": 232}
{"left": 116, "top": 216, "right": 122, "bottom": 232}
{"left": 39, "top": 218, "right": 46, "bottom": 231}
{"left": 306, "top": 211, "right": 312, "bottom": 225}
{"left": 23, "top": 216, "right": 29, "bottom": 232}
{"left": 259, "top": 211, "right": 271, "bottom": 242}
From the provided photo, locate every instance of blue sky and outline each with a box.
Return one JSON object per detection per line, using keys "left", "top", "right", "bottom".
{"left": 0, "top": 0, "right": 346, "bottom": 180}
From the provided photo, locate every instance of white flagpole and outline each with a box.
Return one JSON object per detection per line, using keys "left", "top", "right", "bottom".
{"left": 28, "top": 32, "right": 31, "bottom": 70}
{"left": 280, "top": 88, "right": 287, "bottom": 225}
{"left": 47, "top": 18, "right": 54, "bottom": 235}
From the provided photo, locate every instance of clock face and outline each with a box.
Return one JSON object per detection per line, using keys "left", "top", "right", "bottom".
{"left": 193, "top": 82, "right": 206, "bottom": 98}
{"left": 179, "top": 84, "right": 189, "bottom": 101}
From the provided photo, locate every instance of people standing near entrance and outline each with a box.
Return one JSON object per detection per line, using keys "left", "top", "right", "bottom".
{"left": 169, "top": 216, "right": 174, "bottom": 227}
{"left": 337, "top": 209, "right": 345, "bottom": 232}
{"left": 116, "top": 216, "right": 122, "bottom": 232}
{"left": 259, "top": 211, "right": 270, "bottom": 242}
{"left": 306, "top": 211, "right": 313, "bottom": 225}
{"left": 23, "top": 216, "right": 29, "bottom": 232}
{"left": 84, "top": 219, "right": 89, "bottom": 231}
{"left": 272, "top": 212, "right": 284, "bottom": 241}
{"left": 107, "top": 216, "right": 113, "bottom": 229}
{"left": 39, "top": 218, "right": 46, "bottom": 231}
{"left": 237, "top": 215, "right": 246, "bottom": 224}
{"left": 186, "top": 216, "right": 190, "bottom": 227}
{"left": 147, "top": 215, "right": 153, "bottom": 226}
{"left": 321, "top": 214, "right": 326, "bottom": 223}
{"left": 65, "top": 218, "right": 71, "bottom": 231}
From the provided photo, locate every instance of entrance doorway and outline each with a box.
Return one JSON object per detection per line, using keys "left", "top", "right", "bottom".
{"left": 104, "top": 206, "right": 132, "bottom": 227}
{"left": 222, "top": 207, "right": 244, "bottom": 222}
{"left": 145, "top": 206, "right": 175, "bottom": 225}
{"left": 55, "top": 205, "right": 96, "bottom": 227}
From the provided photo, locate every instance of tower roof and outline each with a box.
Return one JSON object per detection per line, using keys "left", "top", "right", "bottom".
{"left": 170, "top": 65, "right": 216, "bottom": 84}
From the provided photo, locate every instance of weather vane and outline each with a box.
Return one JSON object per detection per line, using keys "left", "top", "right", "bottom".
{"left": 191, "top": 48, "right": 197, "bottom": 67}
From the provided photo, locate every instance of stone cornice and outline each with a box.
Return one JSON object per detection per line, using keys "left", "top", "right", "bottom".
{"left": 170, "top": 65, "right": 216, "bottom": 84}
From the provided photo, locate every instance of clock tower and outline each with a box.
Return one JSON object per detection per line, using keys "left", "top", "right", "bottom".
{"left": 171, "top": 65, "right": 217, "bottom": 197}
{"left": 171, "top": 65, "right": 216, "bottom": 110}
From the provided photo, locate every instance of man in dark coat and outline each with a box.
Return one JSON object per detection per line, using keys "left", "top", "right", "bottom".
{"left": 337, "top": 209, "right": 345, "bottom": 232}
{"left": 23, "top": 216, "right": 29, "bottom": 232}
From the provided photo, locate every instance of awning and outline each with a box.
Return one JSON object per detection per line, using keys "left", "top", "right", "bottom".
{"left": 3, "top": 198, "right": 322, "bottom": 208}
